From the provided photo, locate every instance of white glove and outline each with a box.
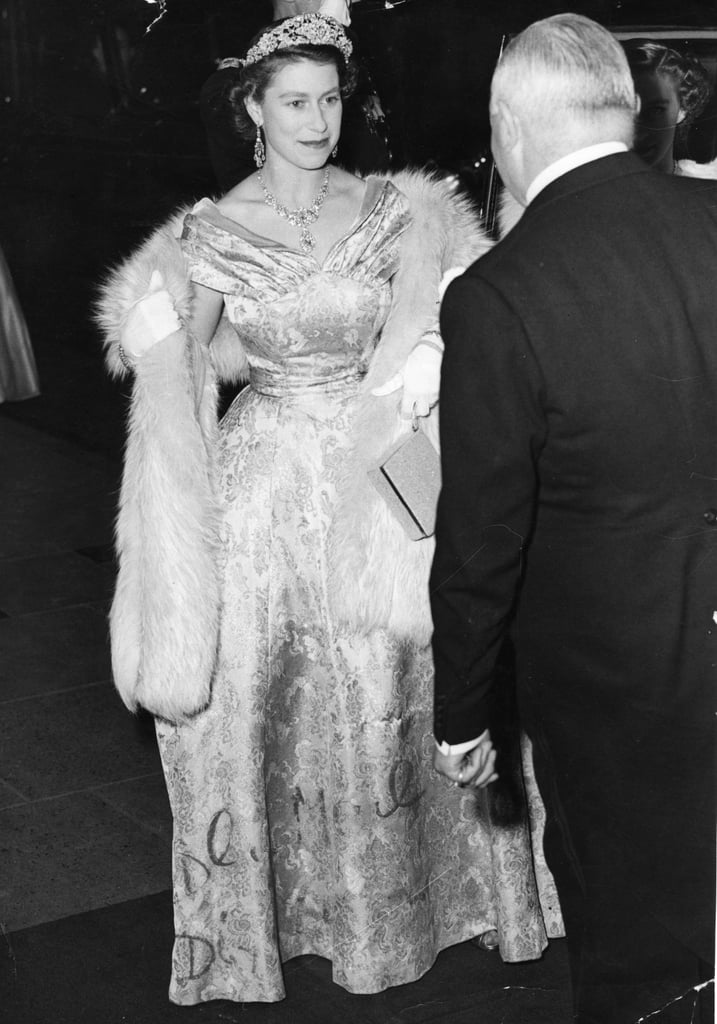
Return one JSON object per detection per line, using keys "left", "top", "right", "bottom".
{"left": 372, "top": 338, "right": 443, "bottom": 418}
{"left": 319, "top": 0, "right": 352, "bottom": 25}
{"left": 119, "top": 270, "right": 181, "bottom": 362}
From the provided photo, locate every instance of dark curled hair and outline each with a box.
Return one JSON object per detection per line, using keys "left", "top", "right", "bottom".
{"left": 623, "top": 39, "right": 712, "bottom": 129}
{"left": 227, "top": 27, "right": 358, "bottom": 142}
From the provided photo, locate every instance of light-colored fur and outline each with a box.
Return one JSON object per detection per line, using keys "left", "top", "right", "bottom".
{"left": 328, "top": 170, "right": 491, "bottom": 643}
{"left": 96, "top": 213, "right": 233, "bottom": 721}
{"left": 96, "top": 170, "right": 491, "bottom": 720}
{"left": 497, "top": 186, "right": 526, "bottom": 237}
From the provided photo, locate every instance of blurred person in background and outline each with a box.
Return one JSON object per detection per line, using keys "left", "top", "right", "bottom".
{"left": 0, "top": 245, "right": 39, "bottom": 403}
{"left": 623, "top": 38, "right": 716, "bottom": 178}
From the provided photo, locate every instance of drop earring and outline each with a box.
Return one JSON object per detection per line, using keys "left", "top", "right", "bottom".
{"left": 254, "top": 124, "right": 265, "bottom": 168}
{"left": 331, "top": 144, "right": 338, "bottom": 160}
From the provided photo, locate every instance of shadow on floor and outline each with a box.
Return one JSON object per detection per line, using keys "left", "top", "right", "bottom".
{"left": 1, "top": 892, "right": 571, "bottom": 1024}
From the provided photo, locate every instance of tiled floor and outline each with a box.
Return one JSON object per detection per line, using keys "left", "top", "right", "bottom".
{"left": 0, "top": 417, "right": 174, "bottom": 936}
{"left": 2, "top": 891, "right": 572, "bottom": 1024}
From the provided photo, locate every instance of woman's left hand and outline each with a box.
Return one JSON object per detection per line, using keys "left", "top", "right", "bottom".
{"left": 371, "top": 340, "right": 442, "bottom": 418}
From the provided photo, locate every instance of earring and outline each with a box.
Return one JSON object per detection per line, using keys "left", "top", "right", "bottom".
{"left": 331, "top": 144, "right": 338, "bottom": 160}
{"left": 254, "top": 124, "right": 265, "bottom": 168}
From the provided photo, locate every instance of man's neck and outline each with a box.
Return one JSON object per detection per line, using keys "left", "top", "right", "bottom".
{"left": 525, "top": 142, "right": 629, "bottom": 205}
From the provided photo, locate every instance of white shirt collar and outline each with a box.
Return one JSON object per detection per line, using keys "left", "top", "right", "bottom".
{"left": 525, "top": 142, "right": 628, "bottom": 205}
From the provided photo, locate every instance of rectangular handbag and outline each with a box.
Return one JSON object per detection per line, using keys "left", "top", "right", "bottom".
{"left": 368, "top": 426, "right": 442, "bottom": 541}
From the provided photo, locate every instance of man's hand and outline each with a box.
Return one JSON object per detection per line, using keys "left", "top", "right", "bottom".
{"left": 433, "top": 730, "right": 498, "bottom": 789}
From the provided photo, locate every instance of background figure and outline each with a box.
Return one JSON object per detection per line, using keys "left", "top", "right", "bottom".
{"left": 431, "top": 14, "right": 715, "bottom": 1024}
{"left": 98, "top": 13, "right": 561, "bottom": 1007}
{"left": 623, "top": 38, "right": 716, "bottom": 176}
{"left": 199, "top": 0, "right": 391, "bottom": 192}
{"left": 0, "top": 244, "right": 40, "bottom": 403}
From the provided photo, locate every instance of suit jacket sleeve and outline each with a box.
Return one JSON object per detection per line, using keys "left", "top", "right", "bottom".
{"left": 431, "top": 273, "right": 546, "bottom": 744}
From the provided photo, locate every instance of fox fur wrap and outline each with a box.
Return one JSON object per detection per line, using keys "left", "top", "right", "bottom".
{"left": 96, "top": 170, "right": 491, "bottom": 722}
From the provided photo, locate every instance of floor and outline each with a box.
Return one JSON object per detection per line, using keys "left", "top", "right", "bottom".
{"left": 0, "top": 131, "right": 576, "bottom": 1023}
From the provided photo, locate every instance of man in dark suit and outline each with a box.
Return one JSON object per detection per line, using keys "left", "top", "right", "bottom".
{"left": 430, "top": 13, "right": 716, "bottom": 1023}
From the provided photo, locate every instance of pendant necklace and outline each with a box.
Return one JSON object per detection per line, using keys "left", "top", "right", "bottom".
{"left": 257, "top": 167, "right": 331, "bottom": 255}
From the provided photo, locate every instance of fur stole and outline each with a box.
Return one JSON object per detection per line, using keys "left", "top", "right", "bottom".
{"left": 328, "top": 170, "right": 491, "bottom": 644}
{"left": 96, "top": 213, "right": 232, "bottom": 723}
{"left": 96, "top": 170, "right": 491, "bottom": 721}
{"left": 497, "top": 186, "right": 525, "bottom": 237}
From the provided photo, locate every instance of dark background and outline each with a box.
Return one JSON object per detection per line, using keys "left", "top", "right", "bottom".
{"left": 1, "top": 0, "right": 716, "bottom": 458}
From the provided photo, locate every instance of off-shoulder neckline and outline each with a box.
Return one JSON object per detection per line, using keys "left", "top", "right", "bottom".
{"left": 189, "top": 176, "right": 397, "bottom": 265}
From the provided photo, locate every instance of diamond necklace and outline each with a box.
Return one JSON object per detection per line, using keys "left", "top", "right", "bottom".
{"left": 257, "top": 167, "right": 331, "bottom": 255}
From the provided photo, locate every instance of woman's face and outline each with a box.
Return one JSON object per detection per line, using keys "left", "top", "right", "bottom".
{"left": 247, "top": 59, "right": 342, "bottom": 172}
{"left": 632, "top": 69, "right": 684, "bottom": 171}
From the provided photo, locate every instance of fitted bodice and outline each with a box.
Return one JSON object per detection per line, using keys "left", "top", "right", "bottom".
{"left": 181, "top": 177, "right": 410, "bottom": 392}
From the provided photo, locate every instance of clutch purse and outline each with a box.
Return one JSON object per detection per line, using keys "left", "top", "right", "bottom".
{"left": 368, "top": 425, "right": 442, "bottom": 540}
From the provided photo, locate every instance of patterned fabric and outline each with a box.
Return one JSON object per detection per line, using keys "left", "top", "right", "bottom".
{"left": 155, "top": 177, "right": 562, "bottom": 1005}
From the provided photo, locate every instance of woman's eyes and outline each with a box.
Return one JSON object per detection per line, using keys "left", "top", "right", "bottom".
{"left": 286, "top": 96, "right": 341, "bottom": 108}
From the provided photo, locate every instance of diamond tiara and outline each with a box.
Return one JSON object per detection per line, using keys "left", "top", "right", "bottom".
{"left": 240, "top": 13, "right": 353, "bottom": 68}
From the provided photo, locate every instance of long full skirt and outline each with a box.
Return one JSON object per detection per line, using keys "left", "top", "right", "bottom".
{"left": 156, "top": 382, "right": 562, "bottom": 1004}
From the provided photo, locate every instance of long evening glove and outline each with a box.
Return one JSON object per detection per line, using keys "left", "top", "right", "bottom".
{"left": 119, "top": 270, "right": 182, "bottom": 364}
{"left": 372, "top": 338, "right": 443, "bottom": 418}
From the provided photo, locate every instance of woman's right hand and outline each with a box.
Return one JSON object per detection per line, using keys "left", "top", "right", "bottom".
{"left": 120, "top": 270, "right": 182, "bottom": 362}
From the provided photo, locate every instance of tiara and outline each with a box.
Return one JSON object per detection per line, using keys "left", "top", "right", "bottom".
{"left": 241, "top": 13, "right": 353, "bottom": 68}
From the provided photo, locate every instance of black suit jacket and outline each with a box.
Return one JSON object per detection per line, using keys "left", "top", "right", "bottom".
{"left": 431, "top": 152, "right": 717, "bottom": 960}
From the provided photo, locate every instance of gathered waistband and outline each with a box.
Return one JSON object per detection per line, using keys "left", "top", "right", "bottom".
{"left": 249, "top": 366, "right": 365, "bottom": 397}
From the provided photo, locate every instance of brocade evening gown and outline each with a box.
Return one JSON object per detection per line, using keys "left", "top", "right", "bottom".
{"left": 155, "top": 177, "right": 562, "bottom": 1005}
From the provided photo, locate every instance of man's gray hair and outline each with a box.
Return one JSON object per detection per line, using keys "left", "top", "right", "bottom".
{"left": 493, "top": 13, "right": 636, "bottom": 132}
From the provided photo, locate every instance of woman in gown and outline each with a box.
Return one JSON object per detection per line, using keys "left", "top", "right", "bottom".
{"left": 0, "top": 244, "right": 39, "bottom": 402}
{"left": 97, "top": 13, "right": 562, "bottom": 1005}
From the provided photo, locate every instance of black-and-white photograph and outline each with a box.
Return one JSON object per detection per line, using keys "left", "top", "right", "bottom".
{"left": 0, "top": 1, "right": 714, "bottom": 1022}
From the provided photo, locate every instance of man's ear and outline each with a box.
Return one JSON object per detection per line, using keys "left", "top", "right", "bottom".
{"left": 676, "top": 107, "right": 687, "bottom": 125}
{"left": 492, "top": 99, "right": 521, "bottom": 153}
